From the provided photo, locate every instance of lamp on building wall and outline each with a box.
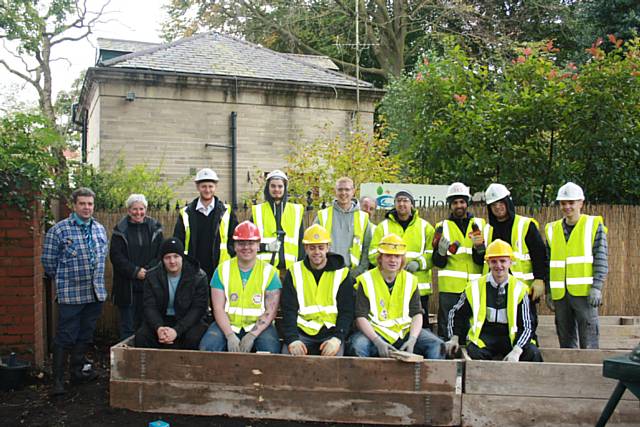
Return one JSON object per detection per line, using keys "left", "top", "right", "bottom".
{"left": 125, "top": 91, "right": 136, "bottom": 102}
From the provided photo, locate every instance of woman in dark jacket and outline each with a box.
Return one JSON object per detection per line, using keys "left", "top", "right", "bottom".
{"left": 110, "top": 194, "right": 163, "bottom": 341}
{"left": 134, "top": 238, "right": 209, "bottom": 349}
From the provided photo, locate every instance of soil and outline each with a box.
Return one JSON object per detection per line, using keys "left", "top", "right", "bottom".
{"left": 0, "top": 340, "right": 357, "bottom": 427}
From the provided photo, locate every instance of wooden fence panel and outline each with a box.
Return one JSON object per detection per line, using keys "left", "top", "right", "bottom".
{"left": 95, "top": 204, "right": 640, "bottom": 338}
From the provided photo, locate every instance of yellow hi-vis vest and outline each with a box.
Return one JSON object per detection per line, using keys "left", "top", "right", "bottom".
{"left": 218, "top": 258, "right": 277, "bottom": 333}
{"left": 356, "top": 268, "right": 417, "bottom": 344}
{"left": 482, "top": 215, "right": 538, "bottom": 286}
{"left": 291, "top": 261, "right": 349, "bottom": 336}
{"left": 436, "top": 217, "right": 486, "bottom": 294}
{"left": 180, "top": 203, "right": 231, "bottom": 264}
{"left": 465, "top": 275, "right": 528, "bottom": 348}
{"left": 252, "top": 202, "right": 303, "bottom": 269}
{"left": 546, "top": 214, "right": 605, "bottom": 300}
{"left": 318, "top": 206, "right": 369, "bottom": 269}
{"left": 368, "top": 212, "right": 435, "bottom": 296}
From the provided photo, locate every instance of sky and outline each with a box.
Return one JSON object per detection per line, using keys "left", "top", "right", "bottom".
{"left": 0, "top": 0, "right": 170, "bottom": 110}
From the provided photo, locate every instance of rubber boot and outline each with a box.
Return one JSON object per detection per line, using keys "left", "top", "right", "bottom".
{"left": 51, "top": 346, "right": 67, "bottom": 396}
{"left": 69, "top": 344, "right": 98, "bottom": 384}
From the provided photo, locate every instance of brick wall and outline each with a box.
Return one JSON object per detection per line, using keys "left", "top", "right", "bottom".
{"left": 0, "top": 202, "right": 45, "bottom": 368}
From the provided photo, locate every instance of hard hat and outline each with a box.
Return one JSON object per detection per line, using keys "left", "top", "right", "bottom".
{"left": 485, "top": 239, "right": 515, "bottom": 260}
{"left": 446, "top": 182, "right": 471, "bottom": 200}
{"left": 378, "top": 234, "right": 407, "bottom": 255}
{"left": 266, "top": 169, "right": 288, "bottom": 182}
{"left": 556, "top": 182, "right": 584, "bottom": 201}
{"left": 485, "top": 183, "right": 511, "bottom": 205}
{"left": 302, "top": 224, "right": 331, "bottom": 244}
{"left": 194, "top": 168, "right": 219, "bottom": 183}
{"left": 233, "top": 221, "right": 261, "bottom": 241}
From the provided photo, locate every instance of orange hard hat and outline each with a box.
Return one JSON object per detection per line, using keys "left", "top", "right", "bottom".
{"left": 233, "top": 221, "right": 261, "bottom": 241}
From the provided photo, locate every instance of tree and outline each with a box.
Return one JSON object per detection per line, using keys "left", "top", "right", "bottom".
{"left": 0, "top": 0, "right": 109, "bottom": 125}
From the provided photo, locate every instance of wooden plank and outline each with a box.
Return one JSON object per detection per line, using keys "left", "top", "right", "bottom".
{"left": 462, "top": 394, "right": 640, "bottom": 427}
{"left": 536, "top": 324, "right": 640, "bottom": 349}
{"left": 538, "top": 315, "right": 640, "bottom": 326}
{"left": 464, "top": 360, "right": 636, "bottom": 401}
{"left": 540, "top": 348, "right": 628, "bottom": 364}
{"left": 111, "top": 380, "right": 462, "bottom": 426}
{"left": 110, "top": 347, "right": 460, "bottom": 393}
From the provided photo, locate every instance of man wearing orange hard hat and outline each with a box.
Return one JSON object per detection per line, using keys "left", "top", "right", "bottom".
{"left": 445, "top": 239, "right": 542, "bottom": 362}
{"left": 199, "top": 221, "right": 281, "bottom": 353}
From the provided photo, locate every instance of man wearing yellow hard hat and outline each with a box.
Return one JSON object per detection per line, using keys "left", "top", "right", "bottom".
{"left": 349, "top": 234, "right": 445, "bottom": 359}
{"left": 444, "top": 239, "right": 542, "bottom": 362}
{"left": 280, "top": 224, "right": 355, "bottom": 356}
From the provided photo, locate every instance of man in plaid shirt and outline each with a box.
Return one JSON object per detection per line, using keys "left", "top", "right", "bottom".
{"left": 42, "top": 187, "right": 108, "bottom": 396}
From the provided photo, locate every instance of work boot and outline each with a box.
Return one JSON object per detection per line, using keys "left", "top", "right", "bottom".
{"left": 69, "top": 344, "right": 98, "bottom": 384}
{"left": 51, "top": 346, "right": 67, "bottom": 396}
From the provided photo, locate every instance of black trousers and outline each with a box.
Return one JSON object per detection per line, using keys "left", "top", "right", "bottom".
{"left": 438, "top": 292, "right": 468, "bottom": 340}
{"left": 134, "top": 316, "right": 208, "bottom": 350}
{"left": 466, "top": 333, "right": 543, "bottom": 362}
{"left": 420, "top": 295, "right": 430, "bottom": 328}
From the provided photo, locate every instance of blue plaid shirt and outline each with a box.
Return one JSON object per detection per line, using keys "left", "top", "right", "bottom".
{"left": 41, "top": 214, "right": 108, "bottom": 304}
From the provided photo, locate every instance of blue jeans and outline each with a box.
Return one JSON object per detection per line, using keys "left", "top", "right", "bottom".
{"left": 348, "top": 329, "right": 445, "bottom": 359}
{"left": 54, "top": 302, "right": 104, "bottom": 348}
{"left": 281, "top": 332, "right": 345, "bottom": 356}
{"left": 118, "top": 292, "right": 144, "bottom": 341}
{"left": 199, "top": 322, "right": 281, "bottom": 353}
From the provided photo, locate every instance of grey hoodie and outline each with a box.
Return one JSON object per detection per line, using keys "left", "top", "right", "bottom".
{"left": 314, "top": 199, "right": 372, "bottom": 277}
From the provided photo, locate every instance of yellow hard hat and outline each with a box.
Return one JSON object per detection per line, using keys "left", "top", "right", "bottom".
{"left": 485, "top": 239, "right": 515, "bottom": 260}
{"left": 302, "top": 224, "right": 331, "bottom": 244}
{"left": 378, "top": 233, "right": 407, "bottom": 255}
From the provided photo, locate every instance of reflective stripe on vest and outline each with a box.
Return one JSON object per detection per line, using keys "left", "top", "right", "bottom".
{"left": 368, "top": 213, "right": 434, "bottom": 296}
{"left": 252, "top": 202, "right": 303, "bottom": 268}
{"left": 465, "top": 275, "right": 526, "bottom": 348}
{"left": 546, "top": 215, "right": 603, "bottom": 300}
{"left": 357, "top": 268, "right": 416, "bottom": 344}
{"left": 482, "top": 215, "right": 536, "bottom": 286}
{"left": 220, "top": 258, "right": 276, "bottom": 333}
{"left": 181, "top": 204, "right": 231, "bottom": 263}
{"left": 437, "top": 217, "right": 485, "bottom": 293}
{"left": 291, "top": 261, "right": 348, "bottom": 336}
{"left": 318, "top": 206, "right": 369, "bottom": 269}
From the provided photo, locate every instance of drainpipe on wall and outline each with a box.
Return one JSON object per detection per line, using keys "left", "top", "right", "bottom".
{"left": 230, "top": 111, "right": 237, "bottom": 209}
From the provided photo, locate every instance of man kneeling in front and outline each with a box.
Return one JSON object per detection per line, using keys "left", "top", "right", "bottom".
{"left": 445, "top": 239, "right": 542, "bottom": 361}
{"left": 134, "top": 238, "right": 209, "bottom": 349}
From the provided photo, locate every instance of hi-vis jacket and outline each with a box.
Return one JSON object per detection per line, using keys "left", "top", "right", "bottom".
{"left": 252, "top": 202, "right": 303, "bottom": 269}
{"left": 356, "top": 268, "right": 417, "bottom": 344}
{"left": 546, "top": 214, "right": 606, "bottom": 300}
{"left": 318, "top": 206, "right": 369, "bottom": 269}
{"left": 435, "top": 217, "right": 486, "bottom": 294}
{"left": 483, "top": 215, "right": 538, "bottom": 286}
{"left": 290, "top": 261, "right": 349, "bottom": 335}
{"left": 218, "top": 258, "right": 277, "bottom": 333}
{"left": 179, "top": 202, "right": 232, "bottom": 264}
{"left": 369, "top": 211, "right": 435, "bottom": 296}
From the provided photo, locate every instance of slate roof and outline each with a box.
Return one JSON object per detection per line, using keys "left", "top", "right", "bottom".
{"left": 284, "top": 54, "right": 339, "bottom": 70}
{"left": 97, "top": 38, "right": 159, "bottom": 53}
{"left": 100, "top": 32, "right": 372, "bottom": 89}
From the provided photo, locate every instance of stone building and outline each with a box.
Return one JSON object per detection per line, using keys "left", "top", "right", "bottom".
{"left": 77, "top": 32, "right": 383, "bottom": 204}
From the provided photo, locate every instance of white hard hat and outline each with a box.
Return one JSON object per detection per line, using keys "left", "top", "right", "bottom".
{"left": 485, "top": 183, "right": 511, "bottom": 205}
{"left": 194, "top": 168, "right": 219, "bottom": 183}
{"left": 266, "top": 169, "right": 288, "bottom": 182}
{"left": 556, "top": 182, "right": 584, "bottom": 201}
{"left": 446, "top": 182, "right": 471, "bottom": 200}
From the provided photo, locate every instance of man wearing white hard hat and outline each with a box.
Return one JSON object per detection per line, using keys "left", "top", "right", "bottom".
{"left": 432, "top": 182, "right": 486, "bottom": 338}
{"left": 251, "top": 169, "right": 304, "bottom": 276}
{"left": 545, "top": 182, "right": 608, "bottom": 349}
{"left": 174, "top": 168, "right": 238, "bottom": 281}
{"left": 483, "top": 183, "right": 547, "bottom": 343}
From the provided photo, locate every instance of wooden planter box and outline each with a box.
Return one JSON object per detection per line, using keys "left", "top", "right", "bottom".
{"left": 110, "top": 340, "right": 463, "bottom": 425}
{"left": 536, "top": 316, "right": 640, "bottom": 350}
{"left": 462, "top": 348, "right": 640, "bottom": 426}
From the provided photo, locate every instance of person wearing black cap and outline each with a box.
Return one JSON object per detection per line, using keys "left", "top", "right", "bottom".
{"left": 368, "top": 190, "right": 435, "bottom": 328}
{"left": 134, "top": 238, "right": 209, "bottom": 349}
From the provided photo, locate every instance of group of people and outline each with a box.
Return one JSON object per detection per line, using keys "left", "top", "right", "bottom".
{"left": 41, "top": 168, "right": 608, "bottom": 396}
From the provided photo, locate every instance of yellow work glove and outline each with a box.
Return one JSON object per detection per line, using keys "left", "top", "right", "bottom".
{"left": 288, "top": 340, "right": 307, "bottom": 356}
{"left": 529, "top": 279, "right": 545, "bottom": 302}
{"left": 319, "top": 337, "right": 342, "bottom": 356}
